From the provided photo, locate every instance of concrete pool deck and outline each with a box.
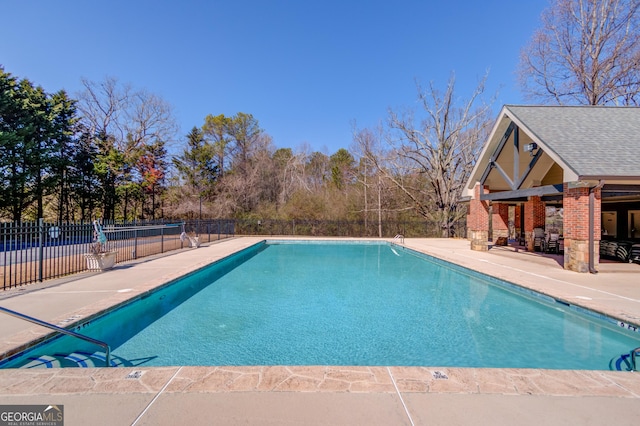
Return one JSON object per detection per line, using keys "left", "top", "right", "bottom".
{"left": 0, "top": 237, "right": 639, "bottom": 425}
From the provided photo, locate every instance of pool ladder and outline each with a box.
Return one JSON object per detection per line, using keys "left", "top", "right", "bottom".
{"left": 0, "top": 306, "right": 112, "bottom": 367}
{"left": 393, "top": 234, "right": 405, "bottom": 244}
{"left": 632, "top": 347, "right": 640, "bottom": 371}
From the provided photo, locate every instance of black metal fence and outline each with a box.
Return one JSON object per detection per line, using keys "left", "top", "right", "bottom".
{"left": 234, "top": 219, "right": 467, "bottom": 239}
{"left": 1, "top": 217, "right": 466, "bottom": 290}
{"left": 0, "top": 219, "right": 235, "bottom": 290}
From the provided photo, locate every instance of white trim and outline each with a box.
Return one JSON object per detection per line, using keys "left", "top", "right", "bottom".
{"left": 464, "top": 106, "right": 581, "bottom": 199}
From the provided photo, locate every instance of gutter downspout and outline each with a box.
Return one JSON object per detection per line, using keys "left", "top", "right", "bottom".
{"left": 589, "top": 180, "right": 605, "bottom": 274}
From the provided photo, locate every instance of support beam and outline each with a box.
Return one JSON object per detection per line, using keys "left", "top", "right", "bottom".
{"left": 480, "top": 184, "right": 563, "bottom": 201}
{"left": 513, "top": 126, "right": 519, "bottom": 186}
{"left": 601, "top": 184, "right": 640, "bottom": 193}
{"left": 491, "top": 161, "right": 515, "bottom": 190}
{"left": 479, "top": 122, "right": 515, "bottom": 185}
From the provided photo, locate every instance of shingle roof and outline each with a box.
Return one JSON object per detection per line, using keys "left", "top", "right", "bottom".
{"left": 504, "top": 105, "right": 640, "bottom": 178}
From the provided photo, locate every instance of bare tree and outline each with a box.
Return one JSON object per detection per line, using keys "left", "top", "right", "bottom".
{"left": 304, "top": 150, "right": 330, "bottom": 192}
{"left": 76, "top": 77, "right": 177, "bottom": 220}
{"left": 352, "top": 127, "right": 386, "bottom": 237}
{"left": 226, "top": 112, "right": 262, "bottom": 180}
{"left": 359, "top": 74, "right": 491, "bottom": 237}
{"left": 202, "top": 114, "right": 231, "bottom": 178}
{"left": 519, "top": 0, "right": 640, "bottom": 105}
{"left": 214, "top": 131, "right": 273, "bottom": 216}
{"left": 76, "top": 77, "right": 130, "bottom": 143}
{"left": 269, "top": 147, "right": 309, "bottom": 207}
{"left": 78, "top": 78, "right": 176, "bottom": 153}
{"left": 125, "top": 89, "right": 177, "bottom": 154}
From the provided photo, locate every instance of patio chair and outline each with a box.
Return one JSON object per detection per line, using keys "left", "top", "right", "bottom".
{"left": 546, "top": 233, "right": 560, "bottom": 254}
{"left": 630, "top": 244, "right": 640, "bottom": 265}
{"left": 533, "top": 228, "right": 545, "bottom": 252}
{"left": 615, "top": 241, "right": 632, "bottom": 262}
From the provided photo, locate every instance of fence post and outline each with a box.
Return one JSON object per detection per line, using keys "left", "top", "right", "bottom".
{"left": 38, "top": 218, "right": 44, "bottom": 282}
{"left": 133, "top": 227, "right": 138, "bottom": 259}
{"left": 160, "top": 226, "right": 164, "bottom": 253}
{"left": 2, "top": 223, "right": 6, "bottom": 290}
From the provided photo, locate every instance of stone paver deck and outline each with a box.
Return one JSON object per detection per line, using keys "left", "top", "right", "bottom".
{"left": 1, "top": 237, "right": 640, "bottom": 425}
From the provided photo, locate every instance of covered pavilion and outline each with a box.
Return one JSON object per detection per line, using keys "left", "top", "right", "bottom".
{"left": 463, "top": 105, "right": 640, "bottom": 273}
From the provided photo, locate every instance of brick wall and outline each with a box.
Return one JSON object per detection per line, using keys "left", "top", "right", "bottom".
{"left": 467, "top": 183, "right": 489, "bottom": 251}
{"left": 523, "top": 196, "right": 545, "bottom": 250}
{"left": 467, "top": 183, "right": 489, "bottom": 231}
{"left": 492, "top": 202, "right": 509, "bottom": 239}
{"left": 524, "top": 196, "right": 546, "bottom": 232}
{"left": 563, "top": 184, "right": 601, "bottom": 240}
{"left": 563, "top": 183, "right": 601, "bottom": 272}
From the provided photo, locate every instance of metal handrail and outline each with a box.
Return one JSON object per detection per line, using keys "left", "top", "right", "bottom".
{"left": 0, "top": 306, "right": 111, "bottom": 367}
{"left": 393, "top": 234, "right": 405, "bottom": 244}
{"left": 632, "top": 347, "right": 640, "bottom": 371}
{"left": 102, "top": 222, "right": 183, "bottom": 232}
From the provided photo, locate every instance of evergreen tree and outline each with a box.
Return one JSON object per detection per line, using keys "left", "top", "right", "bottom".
{"left": 172, "top": 127, "right": 218, "bottom": 217}
{"left": 0, "top": 68, "right": 77, "bottom": 221}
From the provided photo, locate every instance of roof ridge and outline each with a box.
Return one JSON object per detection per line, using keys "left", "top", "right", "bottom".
{"left": 505, "top": 104, "right": 640, "bottom": 109}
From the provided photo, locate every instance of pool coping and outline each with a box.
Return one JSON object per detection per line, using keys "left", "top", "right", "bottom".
{"left": 1, "top": 364, "right": 639, "bottom": 397}
{"left": 4, "top": 238, "right": 638, "bottom": 366}
{"left": 1, "top": 237, "right": 640, "bottom": 423}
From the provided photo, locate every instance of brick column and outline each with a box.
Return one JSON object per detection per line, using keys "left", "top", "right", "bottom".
{"left": 467, "top": 183, "right": 489, "bottom": 251}
{"left": 524, "top": 196, "right": 545, "bottom": 251}
{"left": 514, "top": 205, "right": 522, "bottom": 240}
{"left": 491, "top": 203, "right": 509, "bottom": 241}
{"left": 563, "top": 183, "right": 600, "bottom": 272}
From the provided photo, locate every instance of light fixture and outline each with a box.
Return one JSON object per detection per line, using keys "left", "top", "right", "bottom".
{"left": 524, "top": 142, "right": 538, "bottom": 156}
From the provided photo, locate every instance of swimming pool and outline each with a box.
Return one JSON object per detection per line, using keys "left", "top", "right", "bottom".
{"left": 2, "top": 240, "right": 639, "bottom": 370}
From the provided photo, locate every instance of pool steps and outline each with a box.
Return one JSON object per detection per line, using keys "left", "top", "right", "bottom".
{"left": 0, "top": 306, "right": 112, "bottom": 368}
{"left": 21, "top": 351, "right": 118, "bottom": 368}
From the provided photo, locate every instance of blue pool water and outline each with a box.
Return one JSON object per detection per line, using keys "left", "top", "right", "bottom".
{"left": 2, "top": 240, "right": 640, "bottom": 370}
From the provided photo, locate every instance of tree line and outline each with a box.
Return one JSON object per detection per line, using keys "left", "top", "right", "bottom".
{"left": 0, "top": 69, "right": 424, "bottom": 231}
{"left": 2, "top": 0, "right": 639, "bottom": 236}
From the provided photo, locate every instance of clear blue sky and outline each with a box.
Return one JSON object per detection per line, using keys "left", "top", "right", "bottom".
{"left": 1, "top": 0, "right": 548, "bottom": 155}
